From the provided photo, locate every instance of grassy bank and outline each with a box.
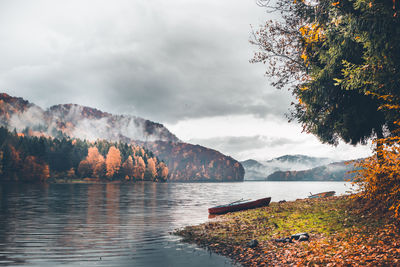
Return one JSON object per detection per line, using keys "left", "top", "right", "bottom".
{"left": 175, "top": 196, "right": 400, "bottom": 266}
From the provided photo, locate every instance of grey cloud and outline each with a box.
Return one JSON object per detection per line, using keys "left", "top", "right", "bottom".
{"left": 188, "top": 135, "right": 297, "bottom": 157}
{"left": 0, "top": 0, "right": 293, "bottom": 123}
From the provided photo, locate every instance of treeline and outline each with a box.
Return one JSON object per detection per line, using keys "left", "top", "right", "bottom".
{"left": 143, "top": 141, "right": 244, "bottom": 182}
{"left": 0, "top": 127, "right": 168, "bottom": 183}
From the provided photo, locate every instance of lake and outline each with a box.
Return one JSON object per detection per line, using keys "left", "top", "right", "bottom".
{"left": 0, "top": 181, "right": 354, "bottom": 266}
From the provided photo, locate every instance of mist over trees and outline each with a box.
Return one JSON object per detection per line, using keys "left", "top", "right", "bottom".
{"left": 0, "top": 127, "right": 168, "bottom": 183}
{"left": 0, "top": 93, "right": 245, "bottom": 182}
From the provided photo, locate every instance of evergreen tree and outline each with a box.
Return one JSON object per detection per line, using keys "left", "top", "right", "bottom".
{"left": 252, "top": 0, "right": 400, "bottom": 145}
{"left": 0, "top": 127, "right": 165, "bottom": 182}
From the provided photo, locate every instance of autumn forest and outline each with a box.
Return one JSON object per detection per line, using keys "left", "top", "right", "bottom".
{"left": 0, "top": 127, "right": 169, "bottom": 183}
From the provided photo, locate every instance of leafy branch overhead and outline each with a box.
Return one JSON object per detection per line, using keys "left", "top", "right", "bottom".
{"left": 252, "top": 0, "right": 400, "bottom": 145}
{"left": 252, "top": 0, "right": 400, "bottom": 218}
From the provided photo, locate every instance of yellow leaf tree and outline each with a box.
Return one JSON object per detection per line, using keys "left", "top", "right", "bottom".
{"left": 105, "top": 146, "right": 122, "bottom": 179}
{"left": 84, "top": 146, "right": 106, "bottom": 179}
{"left": 354, "top": 94, "right": 400, "bottom": 217}
{"left": 146, "top": 157, "right": 157, "bottom": 180}
{"left": 121, "top": 156, "right": 134, "bottom": 180}
{"left": 134, "top": 156, "right": 146, "bottom": 180}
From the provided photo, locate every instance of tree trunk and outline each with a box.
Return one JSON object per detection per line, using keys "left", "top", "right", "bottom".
{"left": 375, "top": 130, "right": 384, "bottom": 166}
{"left": 375, "top": 130, "right": 386, "bottom": 190}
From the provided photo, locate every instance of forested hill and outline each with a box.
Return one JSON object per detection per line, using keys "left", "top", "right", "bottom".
{"left": 266, "top": 161, "right": 356, "bottom": 181}
{"left": 241, "top": 155, "right": 333, "bottom": 180}
{"left": 0, "top": 127, "right": 168, "bottom": 183}
{"left": 142, "top": 141, "right": 244, "bottom": 182}
{"left": 0, "top": 93, "right": 245, "bottom": 182}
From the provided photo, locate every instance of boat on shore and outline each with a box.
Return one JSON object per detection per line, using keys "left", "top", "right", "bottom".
{"left": 208, "top": 197, "right": 271, "bottom": 215}
{"left": 308, "top": 191, "right": 335, "bottom": 199}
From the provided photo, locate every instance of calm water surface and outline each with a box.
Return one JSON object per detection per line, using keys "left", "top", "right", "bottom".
{"left": 0, "top": 181, "right": 353, "bottom": 266}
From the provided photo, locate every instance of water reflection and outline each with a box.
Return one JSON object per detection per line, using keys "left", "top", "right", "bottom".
{"left": 0, "top": 181, "right": 352, "bottom": 266}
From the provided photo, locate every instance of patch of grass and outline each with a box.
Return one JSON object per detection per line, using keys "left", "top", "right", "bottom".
{"left": 175, "top": 196, "right": 399, "bottom": 266}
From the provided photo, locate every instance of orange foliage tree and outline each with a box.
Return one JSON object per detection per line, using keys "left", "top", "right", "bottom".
{"left": 354, "top": 95, "right": 400, "bottom": 218}
{"left": 79, "top": 146, "right": 106, "bottom": 179}
{"left": 134, "top": 156, "right": 146, "bottom": 180}
{"left": 146, "top": 157, "right": 157, "bottom": 180}
{"left": 105, "top": 146, "right": 121, "bottom": 179}
{"left": 157, "top": 162, "right": 169, "bottom": 181}
{"left": 21, "top": 156, "right": 50, "bottom": 182}
{"left": 121, "top": 156, "right": 134, "bottom": 180}
{"left": 78, "top": 160, "right": 91, "bottom": 177}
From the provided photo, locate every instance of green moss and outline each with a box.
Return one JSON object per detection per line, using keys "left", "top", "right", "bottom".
{"left": 176, "top": 196, "right": 387, "bottom": 247}
{"left": 175, "top": 196, "right": 398, "bottom": 266}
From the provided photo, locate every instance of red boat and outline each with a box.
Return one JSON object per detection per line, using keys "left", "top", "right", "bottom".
{"left": 208, "top": 197, "right": 271, "bottom": 215}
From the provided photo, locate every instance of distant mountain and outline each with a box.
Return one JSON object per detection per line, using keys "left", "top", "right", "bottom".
{"left": 241, "top": 159, "right": 264, "bottom": 169}
{"left": 241, "top": 159, "right": 270, "bottom": 180}
{"left": 241, "top": 155, "right": 333, "bottom": 180}
{"left": 0, "top": 93, "right": 244, "bottom": 182}
{"left": 267, "top": 161, "right": 357, "bottom": 181}
{"left": 268, "top": 155, "right": 332, "bottom": 166}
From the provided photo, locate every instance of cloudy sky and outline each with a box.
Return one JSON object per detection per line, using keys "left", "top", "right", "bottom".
{"left": 0, "top": 0, "right": 372, "bottom": 161}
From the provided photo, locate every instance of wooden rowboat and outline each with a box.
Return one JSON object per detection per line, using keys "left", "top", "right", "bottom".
{"left": 208, "top": 197, "right": 271, "bottom": 215}
{"left": 308, "top": 191, "right": 335, "bottom": 199}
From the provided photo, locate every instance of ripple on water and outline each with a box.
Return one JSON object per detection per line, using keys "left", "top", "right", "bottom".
{"left": 0, "top": 181, "right": 352, "bottom": 266}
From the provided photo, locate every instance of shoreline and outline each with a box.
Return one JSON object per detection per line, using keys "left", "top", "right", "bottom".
{"left": 175, "top": 196, "right": 400, "bottom": 266}
{"left": 1, "top": 179, "right": 353, "bottom": 185}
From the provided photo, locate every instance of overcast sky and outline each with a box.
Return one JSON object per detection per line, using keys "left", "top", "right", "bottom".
{"left": 0, "top": 0, "right": 372, "bottom": 161}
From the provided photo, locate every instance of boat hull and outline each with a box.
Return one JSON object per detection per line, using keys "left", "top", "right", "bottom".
{"left": 308, "top": 191, "right": 335, "bottom": 199}
{"left": 208, "top": 197, "right": 271, "bottom": 215}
